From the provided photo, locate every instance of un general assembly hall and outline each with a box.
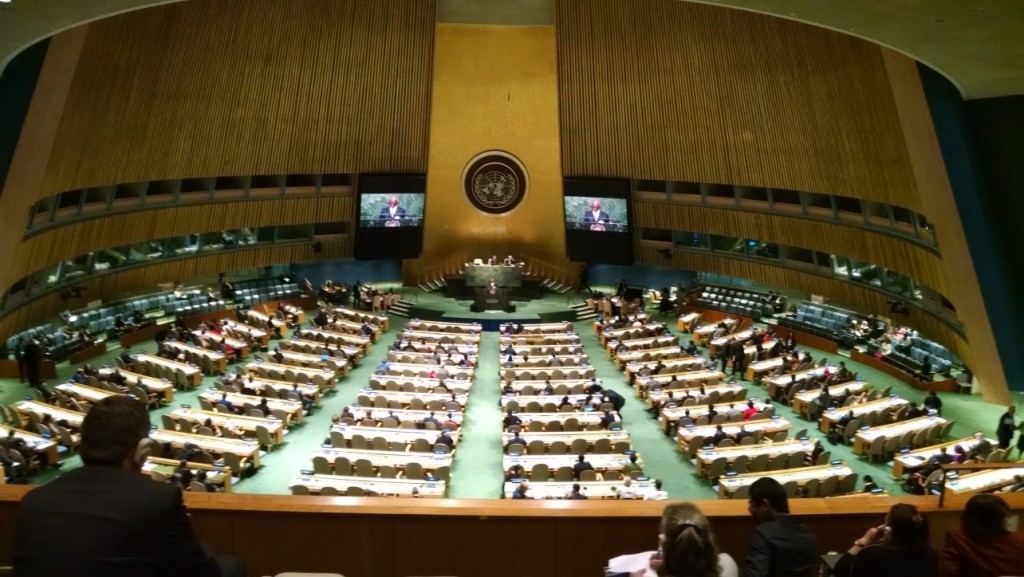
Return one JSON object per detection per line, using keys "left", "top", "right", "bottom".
{"left": 0, "top": 1, "right": 1022, "bottom": 576}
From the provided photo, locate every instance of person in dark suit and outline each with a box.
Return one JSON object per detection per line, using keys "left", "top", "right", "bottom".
{"left": 13, "top": 395, "right": 245, "bottom": 577}
{"left": 711, "top": 424, "right": 730, "bottom": 446}
{"left": 582, "top": 199, "right": 610, "bottom": 225}
{"left": 573, "top": 454, "right": 594, "bottom": 479}
{"left": 744, "top": 477, "right": 819, "bottom": 577}
{"left": 566, "top": 483, "right": 588, "bottom": 499}
{"left": 377, "top": 196, "right": 406, "bottom": 225}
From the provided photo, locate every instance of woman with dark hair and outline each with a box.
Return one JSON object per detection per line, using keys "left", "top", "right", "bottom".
{"left": 938, "top": 493, "right": 1024, "bottom": 577}
{"left": 833, "top": 503, "right": 936, "bottom": 577}
{"left": 607, "top": 502, "right": 737, "bottom": 577}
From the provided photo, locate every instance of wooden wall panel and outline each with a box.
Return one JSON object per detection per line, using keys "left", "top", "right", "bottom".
{"left": 636, "top": 245, "right": 972, "bottom": 370}
{"left": 12, "top": 195, "right": 355, "bottom": 283}
{"left": 40, "top": 0, "right": 435, "bottom": 196}
{"left": 634, "top": 200, "right": 946, "bottom": 294}
{"left": 0, "top": 239, "right": 351, "bottom": 339}
{"left": 556, "top": 0, "right": 921, "bottom": 211}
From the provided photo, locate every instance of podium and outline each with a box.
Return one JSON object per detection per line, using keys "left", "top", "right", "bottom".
{"left": 473, "top": 287, "right": 510, "bottom": 311}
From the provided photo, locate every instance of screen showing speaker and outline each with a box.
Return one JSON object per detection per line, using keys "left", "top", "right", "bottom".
{"left": 563, "top": 178, "right": 633, "bottom": 265}
{"left": 354, "top": 174, "right": 426, "bottom": 260}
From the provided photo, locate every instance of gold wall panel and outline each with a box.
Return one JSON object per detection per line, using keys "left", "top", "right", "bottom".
{"left": 556, "top": 0, "right": 921, "bottom": 211}
{"left": 41, "top": 0, "right": 435, "bottom": 195}
{"left": 11, "top": 195, "right": 355, "bottom": 285}
{"left": 634, "top": 200, "right": 946, "bottom": 294}
{"left": 636, "top": 246, "right": 972, "bottom": 371}
{"left": 407, "top": 24, "right": 570, "bottom": 282}
{"left": 0, "top": 240, "right": 351, "bottom": 339}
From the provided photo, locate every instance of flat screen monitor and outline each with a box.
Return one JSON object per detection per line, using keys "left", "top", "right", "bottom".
{"left": 563, "top": 178, "right": 633, "bottom": 265}
{"left": 354, "top": 174, "right": 426, "bottom": 260}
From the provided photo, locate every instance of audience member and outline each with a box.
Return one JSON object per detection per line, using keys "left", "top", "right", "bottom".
{"left": 833, "top": 503, "right": 936, "bottom": 577}
{"left": 13, "top": 395, "right": 245, "bottom": 577}
{"left": 566, "top": 483, "right": 588, "bottom": 500}
{"left": 938, "top": 493, "right": 1024, "bottom": 577}
{"left": 744, "top": 477, "right": 819, "bottom": 577}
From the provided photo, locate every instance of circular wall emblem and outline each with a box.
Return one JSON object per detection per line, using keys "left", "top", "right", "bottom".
{"left": 462, "top": 150, "right": 528, "bottom": 214}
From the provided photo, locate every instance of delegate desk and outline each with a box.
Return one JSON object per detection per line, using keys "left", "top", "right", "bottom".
{"left": 356, "top": 390, "right": 469, "bottom": 410}
{"left": 284, "top": 338, "right": 363, "bottom": 362}
{"left": 298, "top": 328, "right": 371, "bottom": 353}
{"left": 677, "top": 312, "right": 701, "bottom": 332}
{"left": 330, "top": 425, "right": 461, "bottom": 447}
{"left": 626, "top": 357, "right": 709, "bottom": 382}
{"left": 616, "top": 346, "right": 687, "bottom": 368}
{"left": 502, "top": 480, "right": 660, "bottom": 500}
{"left": 891, "top": 436, "right": 996, "bottom": 478}
{"left": 853, "top": 416, "right": 948, "bottom": 455}
{"left": 500, "top": 394, "right": 589, "bottom": 410}
{"left": 501, "top": 366, "right": 595, "bottom": 380}
{"left": 150, "top": 429, "right": 261, "bottom": 468}
{"left": 504, "top": 379, "right": 594, "bottom": 394}
{"left": 645, "top": 383, "right": 747, "bottom": 410}
{"left": 291, "top": 474, "right": 445, "bottom": 497}
{"left": 677, "top": 418, "right": 793, "bottom": 452}
{"left": 368, "top": 375, "right": 465, "bottom": 392}
{"left": 510, "top": 411, "right": 616, "bottom": 429}
{"left": 312, "top": 447, "right": 454, "bottom": 473}
{"left": 499, "top": 334, "right": 580, "bottom": 346}
{"left": 190, "top": 331, "right": 251, "bottom": 359}
{"left": 501, "top": 354, "right": 591, "bottom": 368}
{"left": 233, "top": 375, "right": 322, "bottom": 406}
{"left": 162, "top": 341, "right": 228, "bottom": 373}
{"left": 401, "top": 329, "right": 482, "bottom": 345}
{"left": 407, "top": 319, "right": 482, "bottom": 334}
{"left": 503, "top": 453, "right": 639, "bottom": 476}
{"left": 345, "top": 406, "right": 465, "bottom": 427}
{"left": 765, "top": 367, "right": 831, "bottom": 399}
{"left": 56, "top": 382, "right": 115, "bottom": 404}
{"left": 599, "top": 322, "right": 663, "bottom": 346}
{"left": 383, "top": 363, "right": 474, "bottom": 380}
{"left": 500, "top": 321, "right": 572, "bottom": 334}
{"left": 504, "top": 429, "right": 631, "bottom": 450}
{"left": 98, "top": 367, "right": 175, "bottom": 402}
{"left": 608, "top": 336, "right": 678, "bottom": 358}
{"left": 633, "top": 369, "right": 726, "bottom": 396}
{"left": 660, "top": 400, "right": 771, "bottom": 433}
{"left": 463, "top": 264, "right": 522, "bottom": 287}
{"left": 695, "top": 439, "right": 818, "bottom": 476}
{"left": 0, "top": 424, "right": 59, "bottom": 464}
{"left": 944, "top": 467, "right": 1024, "bottom": 496}
{"left": 718, "top": 463, "right": 855, "bottom": 498}
{"left": 330, "top": 318, "right": 381, "bottom": 341}
{"left": 820, "top": 395, "right": 908, "bottom": 433}
{"left": 143, "top": 457, "right": 233, "bottom": 492}
{"left": 245, "top": 361, "right": 337, "bottom": 390}
{"left": 505, "top": 344, "right": 584, "bottom": 356}
{"left": 134, "top": 353, "right": 203, "bottom": 388}
{"left": 693, "top": 318, "right": 738, "bottom": 342}
{"left": 388, "top": 349, "right": 478, "bottom": 364}
{"left": 708, "top": 329, "right": 754, "bottom": 357}
{"left": 170, "top": 408, "right": 285, "bottom": 445}
{"left": 14, "top": 401, "right": 86, "bottom": 429}
{"left": 791, "top": 381, "right": 866, "bottom": 417}
{"left": 274, "top": 349, "right": 349, "bottom": 375}
{"left": 746, "top": 357, "right": 785, "bottom": 381}
{"left": 222, "top": 321, "right": 270, "bottom": 348}
{"left": 198, "top": 390, "right": 304, "bottom": 424}
{"left": 332, "top": 306, "right": 390, "bottom": 331}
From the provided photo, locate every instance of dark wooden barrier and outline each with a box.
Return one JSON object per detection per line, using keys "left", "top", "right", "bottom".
{"left": 67, "top": 341, "right": 107, "bottom": 364}
{"left": 118, "top": 322, "right": 173, "bottom": 347}
{"left": 851, "top": 349, "right": 957, "bottom": 393}
{"left": 0, "top": 360, "right": 56, "bottom": 380}
{"left": 2, "top": 487, "right": 1019, "bottom": 577}
{"left": 769, "top": 323, "right": 840, "bottom": 354}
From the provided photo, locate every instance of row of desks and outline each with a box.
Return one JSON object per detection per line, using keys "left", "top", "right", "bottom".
{"left": 291, "top": 473, "right": 444, "bottom": 497}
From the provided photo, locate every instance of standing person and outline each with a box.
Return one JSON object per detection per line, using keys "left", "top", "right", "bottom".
{"left": 14, "top": 337, "right": 27, "bottom": 382}
{"left": 578, "top": 263, "right": 592, "bottom": 294}
{"left": 938, "top": 493, "right": 1024, "bottom": 577}
{"left": 21, "top": 339, "right": 42, "bottom": 389}
{"left": 995, "top": 405, "right": 1020, "bottom": 450}
{"left": 744, "top": 477, "right": 819, "bottom": 577}
{"left": 13, "top": 395, "right": 246, "bottom": 577}
{"left": 832, "top": 503, "right": 937, "bottom": 577}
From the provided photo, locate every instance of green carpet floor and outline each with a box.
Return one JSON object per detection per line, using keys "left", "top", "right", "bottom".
{"left": 1, "top": 297, "right": 1015, "bottom": 498}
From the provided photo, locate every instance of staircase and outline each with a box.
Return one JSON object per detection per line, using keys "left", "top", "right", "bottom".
{"left": 389, "top": 300, "right": 412, "bottom": 318}
{"left": 571, "top": 302, "right": 597, "bottom": 322}
{"left": 416, "top": 276, "right": 447, "bottom": 293}
{"left": 541, "top": 278, "right": 573, "bottom": 294}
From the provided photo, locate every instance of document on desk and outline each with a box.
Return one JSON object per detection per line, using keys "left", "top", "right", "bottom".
{"left": 606, "top": 551, "right": 657, "bottom": 576}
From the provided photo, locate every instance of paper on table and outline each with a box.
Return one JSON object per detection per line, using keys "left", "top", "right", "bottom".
{"left": 606, "top": 551, "right": 657, "bottom": 576}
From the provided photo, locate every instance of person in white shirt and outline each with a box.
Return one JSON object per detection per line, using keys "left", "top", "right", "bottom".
{"left": 503, "top": 255, "right": 516, "bottom": 266}
{"left": 643, "top": 479, "right": 669, "bottom": 501}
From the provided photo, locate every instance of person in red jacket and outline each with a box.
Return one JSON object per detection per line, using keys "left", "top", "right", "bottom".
{"left": 938, "top": 493, "right": 1024, "bottom": 577}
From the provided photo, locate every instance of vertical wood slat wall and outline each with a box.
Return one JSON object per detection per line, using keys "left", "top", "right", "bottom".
{"left": 633, "top": 201, "right": 947, "bottom": 295}
{"left": 13, "top": 195, "right": 355, "bottom": 281}
{"left": 556, "top": 0, "right": 921, "bottom": 212}
{"left": 38, "top": 0, "right": 436, "bottom": 198}
{"left": 0, "top": 240, "right": 351, "bottom": 341}
{"left": 636, "top": 246, "right": 972, "bottom": 370}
